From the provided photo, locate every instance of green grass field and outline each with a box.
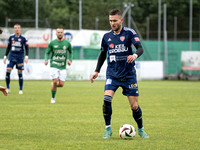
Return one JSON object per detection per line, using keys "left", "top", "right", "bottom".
{"left": 0, "top": 80, "right": 199, "bottom": 150}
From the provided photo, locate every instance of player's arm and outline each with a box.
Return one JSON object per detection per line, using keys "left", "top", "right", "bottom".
{"left": 90, "top": 50, "right": 107, "bottom": 83}
{"left": 44, "top": 42, "right": 52, "bottom": 65}
{"left": 134, "top": 42, "right": 144, "bottom": 58}
{"left": 67, "top": 43, "right": 73, "bottom": 66}
{"left": 3, "top": 41, "right": 11, "bottom": 64}
{"left": 127, "top": 42, "right": 143, "bottom": 63}
{"left": 24, "top": 42, "right": 29, "bottom": 63}
{"left": 127, "top": 33, "right": 144, "bottom": 63}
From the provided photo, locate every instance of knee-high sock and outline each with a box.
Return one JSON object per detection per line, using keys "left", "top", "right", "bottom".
{"left": 132, "top": 106, "right": 143, "bottom": 129}
{"left": 18, "top": 72, "right": 23, "bottom": 90}
{"left": 5, "top": 70, "right": 11, "bottom": 89}
{"left": 51, "top": 91, "right": 56, "bottom": 98}
{"left": 103, "top": 95, "right": 112, "bottom": 126}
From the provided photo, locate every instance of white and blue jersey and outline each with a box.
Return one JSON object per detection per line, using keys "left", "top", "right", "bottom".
{"left": 7, "top": 34, "right": 28, "bottom": 60}
{"left": 101, "top": 27, "right": 140, "bottom": 79}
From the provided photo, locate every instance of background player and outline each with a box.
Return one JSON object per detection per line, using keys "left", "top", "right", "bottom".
{"left": 45, "top": 27, "right": 73, "bottom": 103}
{"left": 3, "top": 24, "right": 29, "bottom": 94}
{"left": 90, "top": 9, "right": 149, "bottom": 139}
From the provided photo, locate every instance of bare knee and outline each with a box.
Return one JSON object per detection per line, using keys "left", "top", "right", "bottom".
{"left": 59, "top": 83, "right": 64, "bottom": 87}
{"left": 52, "top": 80, "right": 58, "bottom": 87}
{"left": 131, "top": 104, "right": 139, "bottom": 111}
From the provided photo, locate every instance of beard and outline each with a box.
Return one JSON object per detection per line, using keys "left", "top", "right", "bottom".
{"left": 112, "top": 24, "right": 121, "bottom": 33}
{"left": 57, "top": 35, "right": 63, "bottom": 40}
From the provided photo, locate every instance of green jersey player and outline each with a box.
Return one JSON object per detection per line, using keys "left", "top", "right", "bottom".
{"left": 45, "top": 27, "right": 73, "bottom": 103}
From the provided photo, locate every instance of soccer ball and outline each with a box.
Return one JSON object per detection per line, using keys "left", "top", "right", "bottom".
{"left": 119, "top": 124, "right": 136, "bottom": 139}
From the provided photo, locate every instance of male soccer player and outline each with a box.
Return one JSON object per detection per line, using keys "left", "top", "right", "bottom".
{"left": 3, "top": 24, "right": 29, "bottom": 94}
{"left": 90, "top": 9, "right": 149, "bottom": 139}
{"left": 45, "top": 27, "right": 73, "bottom": 103}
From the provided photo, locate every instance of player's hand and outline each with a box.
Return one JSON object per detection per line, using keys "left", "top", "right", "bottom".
{"left": 3, "top": 58, "right": 6, "bottom": 64}
{"left": 44, "top": 61, "right": 48, "bottom": 65}
{"left": 127, "top": 54, "right": 138, "bottom": 63}
{"left": 0, "top": 86, "right": 8, "bottom": 96}
{"left": 67, "top": 60, "right": 72, "bottom": 66}
{"left": 90, "top": 72, "right": 99, "bottom": 83}
{"left": 24, "top": 58, "right": 28, "bottom": 64}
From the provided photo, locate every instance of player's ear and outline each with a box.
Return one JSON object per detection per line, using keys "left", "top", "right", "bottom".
{"left": 121, "top": 17, "right": 124, "bottom": 23}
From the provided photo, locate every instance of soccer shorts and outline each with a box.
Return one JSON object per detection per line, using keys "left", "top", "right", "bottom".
{"left": 104, "top": 77, "right": 139, "bottom": 96}
{"left": 7, "top": 58, "right": 24, "bottom": 70}
{"left": 50, "top": 67, "right": 66, "bottom": 81}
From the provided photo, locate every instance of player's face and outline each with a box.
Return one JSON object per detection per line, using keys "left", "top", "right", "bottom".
{"left": 14, "top": 25, "right": 21, "bottom": 36}
{"left": 109, "top": 14, "right": 123, "bottom": 33}
{"left": 56, "top": 29, "right": 64, "bottom": 40}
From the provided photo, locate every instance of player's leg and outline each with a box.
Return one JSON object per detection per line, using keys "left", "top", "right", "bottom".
{"left": 57, "top": 80, "right": 64, "bottom": 87}
{"left": 128, "top": 96, "right": 149, "bottom": 138}
{"left": 18, "top": 70, "right": 23, "bottom": 94}
{"left": 102, "top": 78, "right": 118, "bottom": 139}
{"left": 50, "top": 68, "right": 59, "bottom": 103}
{"left": 5, "top": 59, "right": 14, "bottom": 93}
{"left": 103, "top": 90, "right": 114, "bottom": 139}
{"left": 5, "top": 68, "right": 12, "bottom": 93}
{"left": 16, "top": 61, "right": 24, "bottom": 94}
{"left": 51, "top": 78, "right": 58, "bottom": 103}
{"left": 57, "top": 69, "right": 66, "bottom": 87}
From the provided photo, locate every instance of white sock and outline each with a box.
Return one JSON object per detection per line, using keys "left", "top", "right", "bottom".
{"left": 106, "top": 125, "right": 111, "bottom": 129}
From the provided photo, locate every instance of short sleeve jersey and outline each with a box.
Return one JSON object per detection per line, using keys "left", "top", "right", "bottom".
{"left": 8, "top": 34, "right": 28, "bottom": 60}
{"left": 101, "top": 27, "right": 141, "bottom": 79}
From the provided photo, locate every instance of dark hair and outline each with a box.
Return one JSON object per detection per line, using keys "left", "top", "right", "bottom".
{"left": 109, "top": 9, "right": 122, "bottom": 16}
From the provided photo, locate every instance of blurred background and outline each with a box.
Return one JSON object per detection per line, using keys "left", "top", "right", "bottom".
{"left": 0, "top": 0, "right": 200, "bottom": 80}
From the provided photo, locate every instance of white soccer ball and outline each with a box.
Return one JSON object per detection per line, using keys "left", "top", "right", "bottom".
{"left": 119, "top": 124, "right": 136, "bottom": 139}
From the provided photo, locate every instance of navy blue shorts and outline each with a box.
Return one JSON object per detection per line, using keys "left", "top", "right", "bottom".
{"left": 104, "top": 77, "right": 139, "bottom": 96}
{"left": 7, "top": 58, "right": 24, "bottom": 70}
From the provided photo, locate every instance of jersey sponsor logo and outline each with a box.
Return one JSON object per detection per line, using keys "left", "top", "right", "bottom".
{"left": 129, "top": 84, "right": 138, "bottom": 89}
{"left": 134, "top": 37, "right": 140, "bottom": 41}
{"left": 120, "top": 36, "right": 125, "bottom": 41}
{"left": 109, "top": 44, "right": 128, "bottom": 54}
{"left": 53, "top": 56, "right": 66, "bottom": 61}
{"left": 12, "top": 41, "right": 22, "bottom": 47}
{"left": 109, "top": 43, "right": 114, "bottom": 49}
{"left": 52, "top": 61, "right": 65, "bottom": 66}
{"left": 110, "top": 55, "right": 116, "bottom": 62}
{"left": 54, "top": 49, "right": 66, "bottom": 54}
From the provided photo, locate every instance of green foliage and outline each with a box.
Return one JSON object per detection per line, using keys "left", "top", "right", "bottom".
{"left": 0, "top": 80, "right": 200, "bottom": 149}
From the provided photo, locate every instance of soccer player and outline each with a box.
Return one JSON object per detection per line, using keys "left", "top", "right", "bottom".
{"left": 45, "top": 27, "right": 73, "bottom": 103}
{"left": 90, "top": 9, "right": 149, "bottom": 139}
{"left": 3, "top": 24, "right": 29, "bottom": 94}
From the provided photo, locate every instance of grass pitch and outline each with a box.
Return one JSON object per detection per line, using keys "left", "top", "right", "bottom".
{"left": 0, "top": 80, "right": 199, "bottom": 150}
